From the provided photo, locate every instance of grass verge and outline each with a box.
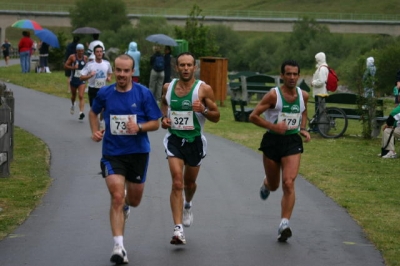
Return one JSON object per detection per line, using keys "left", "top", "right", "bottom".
{"left": 0, "top": 65, "right": 399, "bottom": 265}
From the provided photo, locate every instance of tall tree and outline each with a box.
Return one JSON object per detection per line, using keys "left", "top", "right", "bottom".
{"left": 174, "top": 4, "right": 219, "bottom": 58}
{"left": 69, "top": 0, "right": 130, "bottom": 32}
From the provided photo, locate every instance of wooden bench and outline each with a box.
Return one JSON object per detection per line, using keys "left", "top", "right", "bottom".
{"left": 323, "top": 93, "right": 387, "bottom": 137}
{"left": 231, "top": 78, "right": 310, "bottom": 122}
{"left": 231, "top": 99, "right": 253, "bottom": 122}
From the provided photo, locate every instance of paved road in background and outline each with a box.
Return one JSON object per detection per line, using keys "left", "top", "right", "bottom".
{"left": 0, "top": 60, "right": 385, "bottom": 265}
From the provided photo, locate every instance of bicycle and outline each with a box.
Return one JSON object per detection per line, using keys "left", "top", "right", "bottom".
{"left": 307, "top": 95, "right": 348, "bottom": 138}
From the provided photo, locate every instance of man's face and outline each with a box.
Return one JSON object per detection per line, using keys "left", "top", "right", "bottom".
{"left": 176, "top": 55, "right": 196, "bottom": 82}
{"left": 281, "top": 65, "right": 299, "bottom": 89}
{"left": 76, "top": 49, "right": 84, "bottom": 57}
{"left": 94, "top": 48, "right": 103, "bottom": 60}
{"left": 114, "top": 58, "right": 133, "bottom": 88}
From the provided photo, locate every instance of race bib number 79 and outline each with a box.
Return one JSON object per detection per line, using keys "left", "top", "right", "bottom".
{"left": 277, "top": 112, "right": 301, "bottom": 130}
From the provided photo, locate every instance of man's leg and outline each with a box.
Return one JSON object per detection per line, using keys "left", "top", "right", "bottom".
{"left": 105, "top": 174, "right": 129, "bottom": 264}
{"left": 70, "top": 87, "right": 77, "bottom": 115}
{"left": 182, "top": 165, "right": 199, "bottom": 228}
{"left": 168, "top": 156, "right": 187, "bottom": 244}
{"left": 280, "top": 154, "right": 301, "bottom": 220}
{"left": 77, "top": 84, "right": 86, "bottom": 119}
{"left": 262, "top": 155, "right": 281, "bottom": 192}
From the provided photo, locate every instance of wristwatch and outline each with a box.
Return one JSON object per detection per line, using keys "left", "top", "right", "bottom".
{"left": 202, "top": 107, "right": 209, "bottom": 115}
{"left": 138, "top": 123, "right": 143, "bottom": 132}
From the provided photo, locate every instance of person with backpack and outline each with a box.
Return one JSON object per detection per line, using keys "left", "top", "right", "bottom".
{"left": 311, "top": 52, "right": 330, "bottom": 114}
{"left": 380, "top": 105, "right": 400, "bottom": 159}
{"left": 311, "top": 52, "right": 329, "bottom": 98}
{"left": 149, "top": 45, "right": 165, "bottom": 101}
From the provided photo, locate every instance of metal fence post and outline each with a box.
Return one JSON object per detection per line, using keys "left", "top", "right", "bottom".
{"left": 0, "top": 97, "right": 11, "bottom": 177}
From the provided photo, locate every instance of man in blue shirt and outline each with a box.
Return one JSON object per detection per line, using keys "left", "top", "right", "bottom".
{"left": 89, "top": 54, "right": 162, "bottom": 264}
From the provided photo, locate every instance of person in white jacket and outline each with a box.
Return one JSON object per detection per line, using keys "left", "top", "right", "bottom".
{"left": 311, "top": 52, "right": 329, "bottom": 98}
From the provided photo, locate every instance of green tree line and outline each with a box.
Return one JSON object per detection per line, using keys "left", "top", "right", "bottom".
{"left": 62, "top": 0, "right": 400, "bottom": 95}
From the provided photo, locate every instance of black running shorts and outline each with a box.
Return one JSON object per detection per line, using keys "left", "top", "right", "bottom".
{"left": 100, "top": 153, "right": 149, "bottom": 184}
{"left": 258, "top": 132, "right": 303, "bottom": 162}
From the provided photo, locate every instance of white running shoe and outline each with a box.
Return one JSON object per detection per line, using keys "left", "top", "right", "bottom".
{"left": 382, "top": 150, "right": 397, "bottom": 159}
{"left": 70, "top": 105, "right": 75, "bottom": 115}
{"left": 277, "top": 220, "right": 292, "bottom": 242}
{"left": 110, "top": 244, "right": 128, "bottom": 264}
{"left": 182, "top": 207, "right": 193, "bottom": 227}
{"left": 170, "top": 226, "right": 186, "bottom": 245}
{"left": 123, "top": 204, "right": 130, "bottom": 222}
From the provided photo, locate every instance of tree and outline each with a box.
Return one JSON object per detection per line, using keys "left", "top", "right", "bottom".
{"left": 69, "top": 0, "right": 130, "bottom": 32}
{"left": 174, "top": 4, "right": 219, "bottom": 58}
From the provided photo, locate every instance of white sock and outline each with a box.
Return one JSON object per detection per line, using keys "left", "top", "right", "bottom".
{"left": 280, "top": 218, "right": 289, "bottom": 225}
{"left": 175, "top": 224, "right": 183, "bottom": 231}
{"left": 113, "top": 236, "right": 124, "bottom": 248}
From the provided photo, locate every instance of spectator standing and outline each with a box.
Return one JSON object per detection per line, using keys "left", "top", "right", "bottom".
{"left": 149, "top": 45, "right": 165, "bottom": 101}
{"left": 1, "top": 39, "right": 12, "bottom": 66}
{"left": 311, "top": 52, "right": 329, "bottom": 97}
{"left": 163, "top": 46, "right": 172, "bottom": 84}
{"left": 88, "top": 34, "right": 105, "bottom": 59}
{"left": 363, "top": 57, "right": 376, "bottom": 98}
{"left": 18, "top": 31, "right": 33, "bottom": 73}
{"left": 38, "top": 41, "right": 50, "bottom": 73}
{"left": 126, "top": 42, "right": 141, "bottom": 83}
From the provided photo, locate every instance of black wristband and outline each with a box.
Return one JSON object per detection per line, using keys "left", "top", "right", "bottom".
{"left": 300, "top": 128, "right": 307, "bottom": 131}
{"left": 161, "top": 116, "right": 166, "bottom": 122}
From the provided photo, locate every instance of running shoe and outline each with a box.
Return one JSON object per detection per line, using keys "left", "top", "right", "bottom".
{"left": 70, "top": 105, "right": 75, "bottom": 115}
{"left": 382, "top": 150, "right": 397, "bottom": 159}
{"left": 170, "top": 226, "right": 186, "bottom": 245}
{"left": 182, "top": 207, "right": 193, "bottom": 227}
{"left": 277, "top": 220, "right": 292, "bottom": 242}
{"left": 260, "top": 183, "right": 270, "bottom": 201}
{"left": 79, "top": 112, "right": 85, "bottom": 120}
{"left": 110, "top": 244, "right": 128, "bottom": 264}
{"left": 123, "top": 204, "right": 130, "bottom": 222}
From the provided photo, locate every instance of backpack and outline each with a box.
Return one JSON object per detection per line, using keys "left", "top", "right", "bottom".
{"left": 321, "top": 66, "right": 339, "bottom": 92}
{"left": 153, "top": 54, "right": 165, "bottom": 72}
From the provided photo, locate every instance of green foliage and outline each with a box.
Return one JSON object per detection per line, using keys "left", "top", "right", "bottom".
{"left": 69, "top": 0, "right": 130, "bottom": 32}
{"left": 48, "top": 31, "right": 68, "bottom": 70}
{"left": 174, "top": 4, "right": 219, "bottom": 58}
{"left": 374, "top": 43, "right": 400, "bottom": 95}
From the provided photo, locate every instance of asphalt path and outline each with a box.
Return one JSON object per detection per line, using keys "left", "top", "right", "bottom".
{"left": 0, "top": 60, "right": 385, "bottom": 266}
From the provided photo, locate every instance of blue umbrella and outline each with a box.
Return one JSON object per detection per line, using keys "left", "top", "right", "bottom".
{"left": 34, "top": 28, "right": 60, "bottom": 48}
{"left": 146, "top": 34, "right": 178, "bottom": 46}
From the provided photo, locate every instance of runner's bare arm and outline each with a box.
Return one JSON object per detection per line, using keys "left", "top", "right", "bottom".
{"left": 195, "top": 83, "right": 220, "bottom": 123}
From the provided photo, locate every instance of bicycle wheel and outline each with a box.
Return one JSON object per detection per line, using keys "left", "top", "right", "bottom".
{"left": 317, "top": 107, "right": 348, "bottom": 138}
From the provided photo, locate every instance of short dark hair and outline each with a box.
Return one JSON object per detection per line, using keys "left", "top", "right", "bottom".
{"left": 176, "top": 52, "right": 196, "bottom": 66}
{"left": 280, "top": 60, "right": 300, "bottom": 74}
{"left": 92, "top": 34, "right": 99, "bottom": 40}
{"left": 117, "top": 54, "right": 135, "bottom": 70}
{"left": 93, "top": 45, "right": 103, "bottom": 52}
{"left": 73, "top": 36, "right": 80, "bottom": 43}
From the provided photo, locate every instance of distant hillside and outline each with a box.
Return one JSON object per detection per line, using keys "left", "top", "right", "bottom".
{"left": 2, "top": 0, "right": 399, "bottom": 15}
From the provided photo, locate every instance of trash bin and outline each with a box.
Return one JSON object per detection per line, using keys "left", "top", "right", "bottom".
{"left": 200, "top": 57, "right": 228, "bottom": 106}
{"left": 172, "top": 40, "right": 189, "bottom": 57}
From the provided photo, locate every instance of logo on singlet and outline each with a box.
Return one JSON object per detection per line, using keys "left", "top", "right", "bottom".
{"left": 182, "top": 100, "right": 191, "bottom": 110}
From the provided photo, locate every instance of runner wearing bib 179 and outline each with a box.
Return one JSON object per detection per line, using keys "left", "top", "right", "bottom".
{"left": 160, "top": 52, "right": 220, "bottom": 246}
{"left": 64, "top": 43, "right": 88, "bottom": 120}
{"left": 249, "top": 60, "right": 310, "bottom": 243}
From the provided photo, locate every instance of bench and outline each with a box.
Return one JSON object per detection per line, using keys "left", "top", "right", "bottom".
{"left": 231, "top": 99, "right": 253, "bottom": 122}
{"left": 231, "top": 78, "right": 310, "bottom": 122}
{"left": 323, "top": 93, "right": 387, "bottom": 137}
